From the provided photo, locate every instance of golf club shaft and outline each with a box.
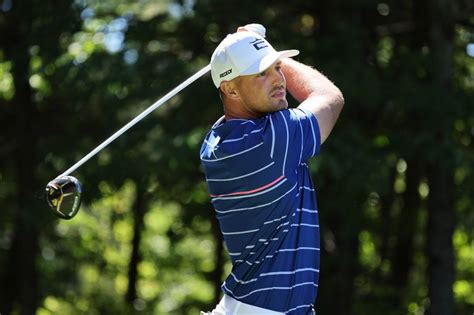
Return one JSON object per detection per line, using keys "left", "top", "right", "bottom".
{"left": 57, "top": 64, "right": 211, "bottom": 179}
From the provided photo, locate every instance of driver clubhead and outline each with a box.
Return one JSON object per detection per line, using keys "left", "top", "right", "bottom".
{"left": 45, "top": 176, "right": 82, "bottom": 220}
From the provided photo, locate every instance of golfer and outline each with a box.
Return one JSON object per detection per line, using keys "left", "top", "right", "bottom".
{"left": 200, "top": 24, "right": 344, "bottom": 314}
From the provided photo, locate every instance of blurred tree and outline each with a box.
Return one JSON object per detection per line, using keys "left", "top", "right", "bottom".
{"left": 425, "top": 0, "right": 456, "bottom": 313}
{"left": 0, "top": 0, "right": 80, "bottom": 313}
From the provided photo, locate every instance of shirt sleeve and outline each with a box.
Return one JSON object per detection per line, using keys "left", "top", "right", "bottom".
{"left": 265, "top": 108, "right": 321, "bottom": 174}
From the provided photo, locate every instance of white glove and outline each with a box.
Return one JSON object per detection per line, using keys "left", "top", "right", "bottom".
{"left": 237, "top": 23, "right": 266, "bottom": 38}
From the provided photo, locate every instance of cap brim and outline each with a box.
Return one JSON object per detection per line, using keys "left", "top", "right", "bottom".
{"left": 240, "top": 49, "right": 300, "bottom": 76}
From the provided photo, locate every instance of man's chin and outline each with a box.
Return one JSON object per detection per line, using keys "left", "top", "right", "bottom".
{"left": 263, "top": 99, "right": 288, "bottom": 114}
{"left": 275, "top": 99, "right": 288, "bottom": 110}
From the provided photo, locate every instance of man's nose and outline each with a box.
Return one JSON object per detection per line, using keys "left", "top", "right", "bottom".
{"left": 269, "top": 67, "right": 285, "bottom": 85}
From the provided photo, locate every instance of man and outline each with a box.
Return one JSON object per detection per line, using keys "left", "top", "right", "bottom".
{"left": 200, "top": 24, "right": 344, "bottom": 314}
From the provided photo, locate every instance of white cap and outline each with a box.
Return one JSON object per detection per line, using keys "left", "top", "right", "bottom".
{"left": 210, "top": 26, "right": 299, "bottom": 88}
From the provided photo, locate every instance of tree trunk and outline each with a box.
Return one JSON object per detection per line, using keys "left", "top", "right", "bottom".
{"left": 390, "top": 159, "right": 421, "bottom": 289}
{"left": 334, "top": 232, "right": 359, "bottom": 315}
{"left": 126, "top": 183, "right": 148, "bottom": 307}
{"left": 377, "top": 166, "right": 396, "bottom": 281}
{"left": 426, "top": 166, "right": 455, "bottom": 315}
{"left": 426, "top": 0, "right": 456, "bottom": 313}
{"left": 12, "top": 35, "right": 40, "bottom": 315}
{"left": 0, "top": 2, "right": 40, "bottom": 314}
{"left": 318, "top": 211, "right": 360, "bottom": 315}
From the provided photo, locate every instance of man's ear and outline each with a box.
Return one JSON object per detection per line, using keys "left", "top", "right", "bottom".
{"left": 220, "top": 81, "right": 240, "bottom": 100}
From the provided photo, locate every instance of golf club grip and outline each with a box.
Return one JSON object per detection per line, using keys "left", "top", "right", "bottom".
{"left": 57, "top": 64, "right": 211, "bottom": 179}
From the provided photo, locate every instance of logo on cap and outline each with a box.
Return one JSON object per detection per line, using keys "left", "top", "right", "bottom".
{"left": 249, "top": 38, "right": 268, "bottom": 51}
{"left": 220, "top": 69, "right": 232, "bottom": 78}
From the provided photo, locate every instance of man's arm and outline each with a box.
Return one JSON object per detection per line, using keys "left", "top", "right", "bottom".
{"left": 282, "top": 58, "right": 344, "bottom": 145}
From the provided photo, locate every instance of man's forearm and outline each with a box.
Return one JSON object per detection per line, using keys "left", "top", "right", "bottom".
{"left": 282, "top": 58, "right": 343, "bottom": 104}
{"left": 282, "top": 58, "right": 344, "bottom": 144}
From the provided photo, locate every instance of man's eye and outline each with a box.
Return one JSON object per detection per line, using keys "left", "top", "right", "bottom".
{"left": 257, "top": 70, "right": 267, "bottom": 77}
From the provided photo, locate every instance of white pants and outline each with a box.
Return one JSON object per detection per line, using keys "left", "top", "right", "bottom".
{"left": 201, "top": 294, "right": 284, "bottom": 315}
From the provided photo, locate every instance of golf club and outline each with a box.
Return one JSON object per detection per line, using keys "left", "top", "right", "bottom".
{"left": 46, "top": 64, "right": 211, "bottom": 220}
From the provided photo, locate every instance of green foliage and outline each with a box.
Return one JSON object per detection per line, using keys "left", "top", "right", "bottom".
{"left": 0, "top": 60, "right": 14, "bottom": 100}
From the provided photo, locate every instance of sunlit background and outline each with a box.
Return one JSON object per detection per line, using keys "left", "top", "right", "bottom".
{"left": 0, "top": 0, "right": 473, "bottom": 314}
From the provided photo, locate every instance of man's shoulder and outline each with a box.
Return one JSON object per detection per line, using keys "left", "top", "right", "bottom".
{"left": 266, "top": 108, "right": 316, "bottom": 127}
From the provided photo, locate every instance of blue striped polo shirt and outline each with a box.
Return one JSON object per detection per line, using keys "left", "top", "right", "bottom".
{"left": 200, "top": 108, "right": 321, "bottom": 314}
